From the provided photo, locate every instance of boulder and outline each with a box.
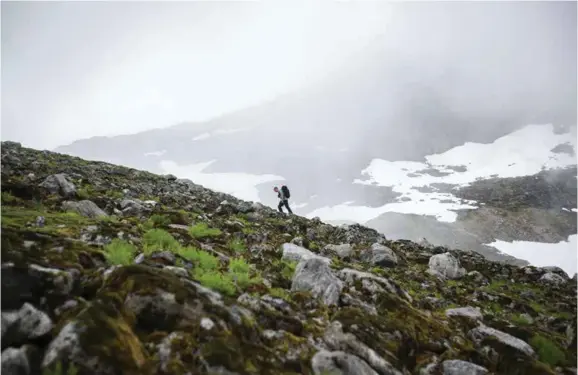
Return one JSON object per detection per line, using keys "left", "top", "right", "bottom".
{"left": 62, "top": 200, "right": 107, "bottom": 218}
{"left": 428, "top": 253, "right": 466, "bottom": 279}
{"left": 291, "top": 258, "right": 343, "bottom": 306}
{"left": 39, "top": 174, "right": 76, "bottom": 198}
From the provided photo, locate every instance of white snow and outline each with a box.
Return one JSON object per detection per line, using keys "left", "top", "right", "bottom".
{"left": 487, "top": 235, "right": 577, "bottom": 276}
{"left": 573, "top": 208, "right": 578, "bottom": 213}
{"left": 309, "top": 124, "right": 576, "bottom": 224}
{"left": 144, "top": 150, "right": 166, "bottom": 157}
{"left": 159, "top": 160, "right": 283, "bottom": 203}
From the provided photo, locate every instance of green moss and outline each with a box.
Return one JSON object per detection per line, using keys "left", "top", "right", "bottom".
{"left": 43, "top": 361, "right": 79, "bottom": 375}
{"left": 197, "top": 271, "right": 236, "bottom": 296}
{"left": 148, "top": 214, "right": 171, "bottom": 228}
{"left": 281, "top": 260, "right": 297, "bottom": 280}
{"left": 178, "top": 247, "right": 219, "bottom": 271}
{"left": 228, "top": 238, "right": 247, "bottom": 254}
{"left": 142, "top": 228, "right": 180, "bottom": 254}
{"left": 103, "top": 239, "right": 137, "bottom": 266}
{"left": 189, "top": 222, "right": 222, "bottom": 239}
{"left": 1, "top": 191, "right": 17, "bottom": 204}
{"left": 510, "top": 313, "right": 532, "bottom": 326}
{"left": 530, "top": 335, "right": 566, "bottom": 367}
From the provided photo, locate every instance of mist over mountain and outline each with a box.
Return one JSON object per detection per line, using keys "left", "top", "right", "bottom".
{"left": 6, "top": 1, "right": 578, "bottom": 271}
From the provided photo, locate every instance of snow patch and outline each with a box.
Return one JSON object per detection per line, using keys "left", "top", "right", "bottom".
{"left": 159, "top": 160, "right": 283, "bottom": 203}
{"left": 487, "top": 235, "right": 577, "bottom": 276}
{"left": 310, "top": 124, "right": 576, "bottom": 224}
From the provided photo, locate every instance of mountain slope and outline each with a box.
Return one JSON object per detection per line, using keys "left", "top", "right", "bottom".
{"left": 1, "top": 141, "right": 577, "bottom": 375}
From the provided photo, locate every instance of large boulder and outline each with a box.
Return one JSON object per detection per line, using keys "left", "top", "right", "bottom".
{"left": 63, "top": 200, "right": 108, "bottom": 218}
{"left": 468, "top": 325, "right": 536, "bottom": 358}
{"left": 364, "top": 243, "right": 398, "bottom": 268}
{"left": 291, "top": 258, "right": 343, "bottom": 306}
{"left": 428, "top": 253, "right": 466, "bottom": 280}
{"left": 281, "top": 243, "right": 330, "bottom": 264}
{"left": 39, "top": 174, "right": 76, "bottom": 198}
{"left": 311, "top": 350, "right": 378, "bottom": 375}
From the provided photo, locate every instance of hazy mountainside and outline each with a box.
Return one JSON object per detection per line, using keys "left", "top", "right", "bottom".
{"left": 1, "top": 141, "right": 577, "bottom": 375}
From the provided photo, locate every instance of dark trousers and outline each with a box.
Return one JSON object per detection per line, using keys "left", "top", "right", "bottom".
{"left": 278, "top": 199, "right": 293, "bottom": 214}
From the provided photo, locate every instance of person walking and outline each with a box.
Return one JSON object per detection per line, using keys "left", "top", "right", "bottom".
{"left": 274, "top": 185, "right": 293, "bottom": 214}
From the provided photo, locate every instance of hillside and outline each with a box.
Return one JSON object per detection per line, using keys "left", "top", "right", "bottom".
{"left": 1, "top": 140, "right": 577, "bottom": 375}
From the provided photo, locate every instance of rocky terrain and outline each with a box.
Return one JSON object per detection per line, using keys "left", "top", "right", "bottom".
{"left": 1, "top": 140, "right": 577, "bottom": 375}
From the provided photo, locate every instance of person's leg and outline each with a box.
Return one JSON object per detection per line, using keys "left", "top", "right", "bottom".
{"left": 278, "top": 201, "right": 284, "bottom": 213}
{"left": 284, "top": 200, "right": 293, "bottom": 214}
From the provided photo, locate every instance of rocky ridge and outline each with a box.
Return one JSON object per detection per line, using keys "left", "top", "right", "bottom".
{"left": 1, "top": 141, "right": 577, "bottom": 375}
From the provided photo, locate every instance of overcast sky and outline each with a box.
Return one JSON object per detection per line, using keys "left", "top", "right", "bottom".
{"left": 1, "top": 1, "right": 576, "bottom": 150}
{"left": 2, "top": 1, "right": 391, "bottom": 149}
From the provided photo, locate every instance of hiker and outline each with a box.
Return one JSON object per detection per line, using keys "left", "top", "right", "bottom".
{"left": 274, "top": 185, "right": 293, "bottom": 214}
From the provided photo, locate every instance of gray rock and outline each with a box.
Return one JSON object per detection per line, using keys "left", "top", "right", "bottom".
{"left": 281, "top": 243, "right": 331, "bottom": 264}
{"left": 119, "top": 199, "right": 148, "bottom": 217}
{"left": 445, "top": 306, "right": 483, "bottom": 321}
{"left": 468, "top": 324, "right": 536, "bottom": 358}
{"left": 441, "top": 359, "right": 488, "bottom": 375}
{"left": 124, "top": 289, "right": 184, "bottom": 331}
{"left": 291, "top": 258, "right": 343, "bottom": 306}
{"left": 323, "top": 244, "right": 353, "bottom": 259}
{"left": 428, "top": 253, "right": 466, "bottom": 280}
{"left": 337, "top": 268, "right": 412, "bottom": 302}
{"left": 539, "top": 272, "right": 567, "bottom": 286}
{"left": 63, "top": 200, "right": 107, "bottom": 218}
{"left": 1, "top": 345, "right": 40, "bottom": 375}
{"left": 1, "top": 303, "right": 53, "bottom": 348}
{"left": 311, "top": 350, "right": 379, "bottom": 375}
{"left": 163, "top": 266, "right": 188, "bottom": 277}
{"left": 323, "top": 321, "right": 403, "bottom": 375}
{"left": 367, "top": 243, "right": 398, "bottom": 267}
{"left": 39, "top": 174, "right": 76, "bottom": 198}
{"left": 2, "top": 263, "right": 75, "bottom": 311}
{"left": 291, "top": 237, "right": 305, "bottom": 247}
{"left": 466, "top": 270, "right": 488, "bottom": 284}
{"left": 156, "top": 332, "right": 183, "bottom": 373}
{"left": 540, "top": 266, "right": 569, "bottom": 278}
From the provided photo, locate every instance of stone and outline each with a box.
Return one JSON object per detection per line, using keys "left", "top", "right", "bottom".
{"left": 539, "top": 272, "right": 567, "bottom": 286}
{"left": 281, "top": 243, "right": 330, "bottom": 264}
{"left": 337, "top": 268, "right": 412, "bottom": 302}
{"left": 311, "top": 350, "right": 379, "bottom": 375}
{"left": 291, "top": 258, "right": 343, "bottom": 306}
{"left": 367, "top": 243, "right": 398, "bottom": 267}
{"left": 468, "top": 324, "right": 536, "bottom": 358}
{"left": 62, "top": 200, "right": 107, "bottom": 218}
{"left": 441, "top": 359, "right": 488, "bottom": 375}
{"left": 323, "top": 243, "right": 353, "bottom": 259}
{"left": 428, "top": 253, "right": 466, "bottom": 280}
{"left": 1, "top": 303, "right": 53, "bottom": 348}
{"left": 323, "top": 321, "right": 403, "bottom": 375}
{"left": 39, "top": 174, "right": 76, "bottom": 198}
{"left": 445, "top": 306, "right": 483, "bottom": 321}
{"left": 1, "top": 345, "right": 41, "bottom": 375}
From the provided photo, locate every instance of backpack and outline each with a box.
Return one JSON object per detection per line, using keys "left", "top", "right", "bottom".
{"left": 281, "top": 185, "right": 290, "bottom": 199}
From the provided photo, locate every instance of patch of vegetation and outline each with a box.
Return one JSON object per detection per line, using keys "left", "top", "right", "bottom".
{"left": 281, "top": 260, "right": 297, "bottom": 280}
{"left": 43, "top": 361, "right": 79, "bottom": 375}
{"left": 103, "top": 239, "right": 137, "bottom": 266}
{"left": 189, "top": 222, "right": 222, "bottom": 239}
{"left": 228, "top": 238, "right": 247, "bottom": 254}
{"left": 530, "top": 335, "right": 566, "bottom": 367}
{"left": 196, "top": 271, "right": 236, "bottom": 296}
{"left": 1, "top": 191, "right": 17, "bottom": 203}
{"left": 142, "top": 228, "right": 180, "bottom": 254}
{"left": 148, "top": 214, "right": 171, "bottom": 228}
{"left": 179, "top": 247, "right": 219, "bottom": 271}
{"left": 510, "top": 313, "right": 532, "bottom": 326}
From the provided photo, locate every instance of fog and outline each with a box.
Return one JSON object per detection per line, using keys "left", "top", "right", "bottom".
{"left": 2, "top": 1, "right": 576, "bottom": 150}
